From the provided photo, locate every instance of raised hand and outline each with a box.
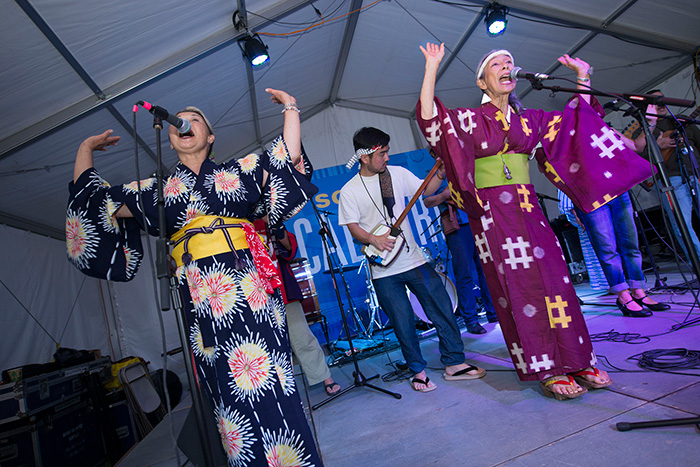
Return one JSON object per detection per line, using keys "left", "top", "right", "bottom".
{"left": 265, "top": 88, "right": 296, "bottom": 107}
{"left": 83, "top": 129, "right": 121, "bottom": 152}
{"left": 420, "top": 42, "right": 445, "bottom": 68}
{"left": 557, "top": 54, "right": 591, "bottom": 78}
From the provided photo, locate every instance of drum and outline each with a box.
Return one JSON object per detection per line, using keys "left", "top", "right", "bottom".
{"left": 289, "top": 258, "right": 323, "bottom": 324}
{"left": 408, "top": 272, "right": 457, "bottom": 324}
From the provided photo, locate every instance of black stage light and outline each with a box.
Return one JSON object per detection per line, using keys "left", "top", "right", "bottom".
{"left": 485, "top": 3, "right": 508, "bottom": 36}
{"left": 239, "top": 34, "right": 269, "bottom": 67}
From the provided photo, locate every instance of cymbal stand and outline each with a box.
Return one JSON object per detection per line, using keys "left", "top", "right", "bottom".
{"left": 358, "top": 257, "right": 385, "bottom": 334}
{"left": 314, "top": 207, "right": 371, "bottom": 341}
{"left": 311, "top": 204, "right": 402, "bottom": 409}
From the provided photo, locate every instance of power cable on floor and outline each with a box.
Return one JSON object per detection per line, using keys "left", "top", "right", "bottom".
{"left": 628, "top": 348, "right": 700, "bottom": 372}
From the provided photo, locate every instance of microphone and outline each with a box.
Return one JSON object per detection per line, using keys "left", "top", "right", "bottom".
{"left": 510, "top": 67, "right": 552, "bottom": 81}
{"left": 603, "top": 98, "right": 621, "bottom": 110}
{"left": 138, "top": 101, "right": 191, "bottom": 133}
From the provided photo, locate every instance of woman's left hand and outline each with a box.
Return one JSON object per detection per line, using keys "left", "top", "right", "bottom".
{"left": 558, "top": 54, "right": 591, "bottom": 78}
{"left": 265, "top": 88, "right": 296, "bottom": 107}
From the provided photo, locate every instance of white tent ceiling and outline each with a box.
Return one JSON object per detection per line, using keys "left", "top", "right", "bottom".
{"left": 1, "top": 0, "right": 699, "bottom": 240}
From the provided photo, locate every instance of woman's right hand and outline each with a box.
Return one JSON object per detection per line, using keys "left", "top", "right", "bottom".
{"left": 75, "top": 130, "right": 120, "bottom": 183}
{"left": 420, "top": 42, "right": 444, "bottom": 68}
{"left": 81, "top": 129, "right": 121, "bottom": 152}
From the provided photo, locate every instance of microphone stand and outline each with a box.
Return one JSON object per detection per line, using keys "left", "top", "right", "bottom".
{"left": 151, "top": 115, "right": 217, "bottom": 467}
{"left": 527, "top": 80, "right": 700, "bottom": 284}
{"left": 310, "top": 203, "right": 401, "bottom": 410}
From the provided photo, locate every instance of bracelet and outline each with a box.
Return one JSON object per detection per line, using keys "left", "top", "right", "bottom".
{"left": 437, "top": 172, "right": 446, "bottom": 180}
{"left": 282, "top": 103, "right": 300, "bottom": 114}
{"left": 576, "top": 76, "right": 590, "bottom": 82}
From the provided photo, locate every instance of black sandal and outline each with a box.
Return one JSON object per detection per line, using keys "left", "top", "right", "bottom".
{"left": 632, "top": 295, "right": 670, "bottom": 312}
{"left": 616, "top": 298, "right": 652, "bottom": 317}
{"left": 324, "top": 382, "right": 340, "bottom": 395}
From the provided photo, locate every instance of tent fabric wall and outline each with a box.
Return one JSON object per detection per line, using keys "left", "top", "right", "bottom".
{"left": 1, "top": 224, "right": 113, "bottom": 370}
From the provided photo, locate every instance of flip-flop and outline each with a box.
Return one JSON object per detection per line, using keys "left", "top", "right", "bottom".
{"left": 443, "top": 364, "right": 485, "bottom": 380}
{"left": 540, "top": 375, "right": 588, "bottom": 400}
{"left": 409, "top": 376, "right": 437, "bottom": 393}
{"left": 324, "top": 382, "right": 340, "bottom": 395}
{"left": 569, "top": 367, "right": 613, "bottom": 389}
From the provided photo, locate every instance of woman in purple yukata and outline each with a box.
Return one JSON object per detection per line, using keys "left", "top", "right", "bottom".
{"left": 417, "top": 43, "right": 652, "bottom": 400}
{"left": 66, "top": 89, "right": 323, "bottom": 466}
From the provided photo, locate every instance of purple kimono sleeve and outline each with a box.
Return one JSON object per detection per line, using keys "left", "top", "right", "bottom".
{"left": 416, "top": 97, "right": 484, "bottom": 217}
{"left": 535, "top": 95, "right": 655, "bottom": 213}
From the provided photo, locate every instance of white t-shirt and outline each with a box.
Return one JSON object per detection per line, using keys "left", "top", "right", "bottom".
{"left": 338, "top": 165, "right": 427, "bottom": 280}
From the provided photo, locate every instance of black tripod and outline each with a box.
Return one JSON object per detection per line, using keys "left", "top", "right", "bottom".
{"left": 311, "top": 204, "right": 401, "bottom": 410}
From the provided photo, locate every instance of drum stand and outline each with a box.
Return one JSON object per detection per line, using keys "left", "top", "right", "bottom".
{"left": 311, "top": 205, "right": 401, "bottom": 410}
{"left": 359, "top": 257, "right": 387, "bottom": 334}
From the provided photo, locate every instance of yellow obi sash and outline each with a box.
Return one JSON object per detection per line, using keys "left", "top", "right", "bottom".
{"left": 474, "top": 153, "right": 530, "bottom": 188}
{"left": 171, "top": 216, "right": 251, "bottom": 268}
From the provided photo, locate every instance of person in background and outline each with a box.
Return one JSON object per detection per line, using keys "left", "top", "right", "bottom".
{"left": 263, "top": 222, "right": 341, "bottom": 395}
{"left": 635, "top": 89, "right": 700, "bottom": 262}
{"left": 424, "top": 148, "right": 498, "bottom": 334}
{"left": 558, "top": 189, "right": 609, "bottom": 291}
{"left": 338, "top": 127, "right": 486, "bottom": 393}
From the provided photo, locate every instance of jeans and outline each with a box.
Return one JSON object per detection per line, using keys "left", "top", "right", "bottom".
{"left": 660, "top": 175, "right": 700, "bottom": 260}
{"left": 373, "top": 263, "right": 466, "bottom": 374}
{"left": 577, "top": 192, "right": 645, "bottom": 293}
{"left": 446, "top": 224, "right": 496, "bottom": 323}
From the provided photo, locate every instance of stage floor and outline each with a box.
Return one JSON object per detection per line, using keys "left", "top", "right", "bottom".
{"left": 119, "top": 262, "right": 700, "bottom": 466}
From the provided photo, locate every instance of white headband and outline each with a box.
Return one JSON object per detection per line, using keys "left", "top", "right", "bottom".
{"left": 476, "top": 49, "right": 513, "bottom": 79}
{"left": 346, "top": 145, "right": 382, "bottom": 169}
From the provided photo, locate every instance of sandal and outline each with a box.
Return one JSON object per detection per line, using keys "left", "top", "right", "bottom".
{"left": 569, "top": 367, "right": 613, "bottom": 389}
{"left": 324, "top": 382, "right": 340, "bottom": 395}
{"left": 632, "top": 295, "right": 670, "bottom": 312}
{"left": 443, "top": 364, "right": 486, "bottom": 380}
{"left": 409, "top": 376, "right": 437, "bottom": 393}
{"left": 540, "top": 375, "right": 587, "bottom": 400}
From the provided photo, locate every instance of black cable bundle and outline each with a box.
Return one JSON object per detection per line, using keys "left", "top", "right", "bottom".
{"left": 628, "top": 348, "right": 700, "bottom": 371}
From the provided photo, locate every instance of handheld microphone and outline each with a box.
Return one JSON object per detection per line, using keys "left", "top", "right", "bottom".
{"left": 138, "top": 101, "right": 191, "bottom": 133}
{"left": 510, "top": 67, "right": 552, "bottom": 81}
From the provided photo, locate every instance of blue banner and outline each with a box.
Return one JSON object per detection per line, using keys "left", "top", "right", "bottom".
{"left": 286, "top": 149, "right": 453, "bottom": 343}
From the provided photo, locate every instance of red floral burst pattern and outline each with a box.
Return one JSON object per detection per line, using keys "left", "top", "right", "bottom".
{"left": 226, "top": 334, "right": 273, "bottom": 400}
{"left": 185, "top": 265, "right": 204, "bottom": 308}
{"left": 237, "top": 153, "right": 259, "bottom": 174}
{"left": 164, "top": 176, "right": 188, "bottom": 203}
{"left": 263, "top": 429, "right": 313, "bottom": 467}
{"left": 215, "top": 404, "right": 256, "bottom": 466}
{"left": 202, "top": 264, "right": 239, "bottom": 321}
{"left": 123, "top": 178, "right": 155, "bottom": 193}
{"left": 66, "top": 210, "right": 98, "bottom": 269}
{"left": 240, "top": 269, "right": 269, "bottom": 313}
{"left": 269, "top": 138, "right": 289, "bottom": 169}
{"left": 214, "top": 170, "right": 241, "bottom": 195}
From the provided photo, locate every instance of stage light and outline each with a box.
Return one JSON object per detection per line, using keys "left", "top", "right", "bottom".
{"left": 239, "top": 34, "right": 269, "bottom": 67}
{"left": 485, "top": 4, "right": 508, "bottom": 36}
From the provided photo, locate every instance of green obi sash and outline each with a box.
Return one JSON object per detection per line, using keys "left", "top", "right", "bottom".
{"left": 474, "top": 153, "right": 530, "bottom": 188}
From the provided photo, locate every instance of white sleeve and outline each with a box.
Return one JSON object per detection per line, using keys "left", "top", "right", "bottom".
{"left": 337, "top": 185, "right": 359, "bottom": 226}
{"left": 396, "top": 166, "right": 423, "bottom": 194}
